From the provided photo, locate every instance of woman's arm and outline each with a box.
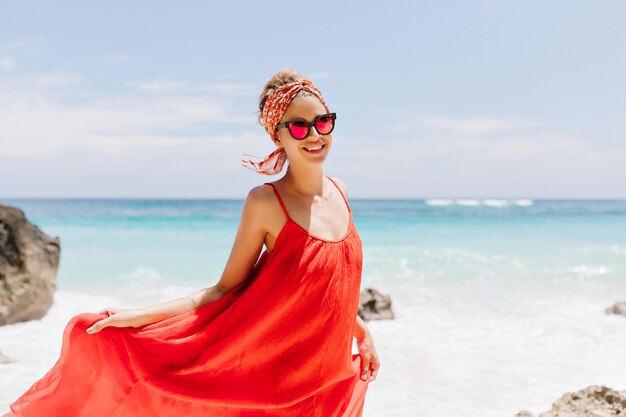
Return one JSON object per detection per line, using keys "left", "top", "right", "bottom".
{"left": 90, "top": 283, "right": 232, "bottom": 334}
{"left": 87, "top": 286, "right": 227, "bottom": 334}
{"left": 354, "top": 314, "right": 370, "bottom": 340}
{"left": 135, "top": 286, "right": 224, "bottom": 325}
{"left": 87, "top": 186, "right": 270, "bottom": 334}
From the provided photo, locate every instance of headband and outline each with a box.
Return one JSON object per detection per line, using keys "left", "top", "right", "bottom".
{"left": 241, "top": 79, "right": 330, "bottom": 175}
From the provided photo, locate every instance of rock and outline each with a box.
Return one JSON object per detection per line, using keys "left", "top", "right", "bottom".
{"left": 514, "top": 411, "right": 534, "bottom": 417}
{"left": 539, "top": 385, "right": 626, "bottom": 416}
{"left": 605, "top": 301, "right": 626, "bottom": 316}
{"left": 358, "top": 287, "right": 394, "bottom": 321}
{"left": 0, "top": 204, "right": 60, "bottom": 325}
{"left": 518, "top": 385, "right": 626, "bottom": 417}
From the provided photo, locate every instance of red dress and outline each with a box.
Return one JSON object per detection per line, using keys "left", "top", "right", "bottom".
{"left": 3, "top": 176, "right": 369, "bottom": 417}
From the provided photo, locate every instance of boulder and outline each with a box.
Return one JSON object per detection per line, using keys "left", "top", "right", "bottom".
{"left": 0, "top": 204, "right": 60, "bottom": 325}
{"left": 605, "top": 301, "right": 626, "bottom": 317}
{"left": 358, "top": 287, "right": 394, "bottom": 321}
{"left": 517, "top": 385, "right": 626, "bottom": 417}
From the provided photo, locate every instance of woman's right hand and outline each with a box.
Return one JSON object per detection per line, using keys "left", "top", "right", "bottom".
{"left": 86, "top": 307, "right": 148, "bottom": 334}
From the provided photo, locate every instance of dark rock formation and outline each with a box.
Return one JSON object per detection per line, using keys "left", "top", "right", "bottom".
{"left": 605, "top": 301, "right": 626, "bottom": 317}
{"left": 0, "top": 204, "right": 60, "bottom": 325}
{"left": 358, "top": 287, "right": 394, "bottom": 321}
{"left": 517, "top": 385, "right": 626, "bottom": 417}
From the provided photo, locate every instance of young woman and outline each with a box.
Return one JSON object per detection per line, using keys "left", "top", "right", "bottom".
{"left": 3, "top": 69, "right": 380, "bottom": 417}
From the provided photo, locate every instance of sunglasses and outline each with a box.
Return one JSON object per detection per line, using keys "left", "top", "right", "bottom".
{"left": 275, "top": 112, "right": 337, "bottom": 140}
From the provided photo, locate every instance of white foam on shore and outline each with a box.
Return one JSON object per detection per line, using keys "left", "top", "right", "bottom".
{"left": 2, "top": 284, "right": 626, "bottom": 417}
{"left": 570, "top": 265, "right": 613, "bottom": 277}
{"left": 515, "top": 199, "right": 534, "bottom": 207}
{"left": 425, "top": 199, "right": 534, "bottom": 208}
{"left": 361, "top": 285, "right": 626, "bottom": 417}
{"left": 455, "top": 199, "right": 480, "bottom": 206}
{"left": 425, "top": 199, "right": 454, "bottom": 206}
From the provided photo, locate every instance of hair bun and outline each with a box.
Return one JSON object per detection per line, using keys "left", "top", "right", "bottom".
{"left": 258, "top": 68, "right": 309, "bottom": 125}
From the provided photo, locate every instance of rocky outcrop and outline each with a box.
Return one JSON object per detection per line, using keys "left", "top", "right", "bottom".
{"left": 358, "top": 287, "right": 394, "bottom": 321}
{"left": 517, "top": 385, "right": 626, "bottom": 417}
{"left": 605, "top": 301, "right": 626, "bottom": 317}
{"left": 0, "top": 204, "right": 60, "bottom": 325}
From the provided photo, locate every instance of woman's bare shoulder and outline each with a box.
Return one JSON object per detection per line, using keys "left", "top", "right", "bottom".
{"left": 247, "top": 183, "right": 273, "bottom": 197}
{"left": 245, "top": 183, "right": 276, "bottom": 208}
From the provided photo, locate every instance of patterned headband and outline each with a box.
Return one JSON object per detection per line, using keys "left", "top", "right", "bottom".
{"left": 241, "top": 79, "right": 330, "bottom": 175}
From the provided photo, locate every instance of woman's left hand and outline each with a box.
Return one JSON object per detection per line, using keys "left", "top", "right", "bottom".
{"left": 86, "top": 307, "right": 147, "bottom": 334}
{"left": 356, "top": 332, "right": 380, "bottom": 382}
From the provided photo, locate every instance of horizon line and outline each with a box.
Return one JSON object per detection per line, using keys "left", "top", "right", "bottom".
{"left": 2, "top": 196, "right": 626, "bottom": 201}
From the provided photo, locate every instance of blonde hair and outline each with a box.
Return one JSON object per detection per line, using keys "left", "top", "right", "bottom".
{"left": 257, "top": 68, "right": 315, "bottom": 126}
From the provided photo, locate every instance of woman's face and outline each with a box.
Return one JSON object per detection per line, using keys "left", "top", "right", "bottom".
{"left": 274, "top": 94, "right": 332, "bottom": 167}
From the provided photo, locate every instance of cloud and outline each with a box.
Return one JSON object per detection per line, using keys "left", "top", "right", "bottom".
{"left": 0, "top": 72, "right": 259, "bottom": 157}
{"left": 7, "top": 73, "right": 81, "bottom": 89}
{"left": 133, "top": 78, "right": 256, "bottom": 96}
{"left": 307, "top": 71, "right": 334, "bottom": 80}
{"left": 385, "top": 113, "right": 589, "bottom": 157}
{"left": 487, "top": 134, "right": 585, "bottom": 157}
{"left": 3, "top": 38, "right": 41, "bottom": 49}
{"left": 1, "top": 38, "right": 43, "bottom": 55}
{"left": 397, "top": 114, "right": 536, "bottom": 135}
{"left": 0, "top": 57, "right": 16, "bottom": 71}
{"left": 136, "top": 79, "right": 187, "bottom": 93}
{"left": 327, "top": 113, "right": 594, "bottom": 186}
{"left": 66, "top": 132, "right": 259, "bottom": 156}
{"left": 95, "top": 54, "right": 131, "bottom": 63}
{"left": 420, "top": 115, "right": 520, "bottom": 135}
{"left": 195, "top": 83, "right": 256, "bottom": 95}
{"left": 1, "top": 70, "right": 621, "bottom": 198}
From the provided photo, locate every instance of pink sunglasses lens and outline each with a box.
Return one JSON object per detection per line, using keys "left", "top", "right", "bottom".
{"left": 289, "top": 122, "right": 309, "bottom": 139}
{"left": 316, "top": 116, "right": 334, "bottom": 134}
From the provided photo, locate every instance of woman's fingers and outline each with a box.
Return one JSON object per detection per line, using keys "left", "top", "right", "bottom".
{"left": 86, "top": 317, "right": 110, "bottom": 334}
{"left": 96, "top": 307, "right": 129, "bottom": 316}
{"left": 369, "top": 357, "right": 380, "bottom": 381}
{"left": 360, "top": 354, "right": 371, "bottom": 380}
{"left": 86, "top": 309, "right": 145, "bottom": 334}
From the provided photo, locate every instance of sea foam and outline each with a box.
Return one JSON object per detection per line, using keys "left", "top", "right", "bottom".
{"left": 425, "top": 198, "right": 534, "bottom": 207}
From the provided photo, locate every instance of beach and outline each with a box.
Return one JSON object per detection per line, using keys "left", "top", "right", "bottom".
{"left": 1, "top": 198, "right": 625, "bottom": 416}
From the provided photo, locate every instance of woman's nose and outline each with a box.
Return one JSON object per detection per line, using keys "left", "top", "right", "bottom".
{"left": 308, "top": 125, "right": 321, "bottom": 138}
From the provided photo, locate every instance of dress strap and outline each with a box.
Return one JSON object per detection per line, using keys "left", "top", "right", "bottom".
{"left": 264, "top": 182, "right": 291, "bottom": 220}
{"left": 326, "top": 176, "right": 352, "bottom": 214}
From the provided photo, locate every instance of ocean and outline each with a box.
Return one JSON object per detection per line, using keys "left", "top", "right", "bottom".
{"left": 1, "top": 198, "right": 625, "bottom": 416}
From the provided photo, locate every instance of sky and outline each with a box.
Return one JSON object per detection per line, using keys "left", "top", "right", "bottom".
{"left": 0, "top": 1, "right": 624, "bottom": 199}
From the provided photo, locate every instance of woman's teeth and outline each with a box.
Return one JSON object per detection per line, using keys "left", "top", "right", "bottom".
{"left": 304, "top": 144, "right": 324, "bottom": 152}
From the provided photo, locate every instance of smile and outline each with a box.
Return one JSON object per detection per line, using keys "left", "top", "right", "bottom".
{"left": 303, "top": 144, "right": 325, "bottom": 153}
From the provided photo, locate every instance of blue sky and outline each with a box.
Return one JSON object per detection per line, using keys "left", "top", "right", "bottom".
{"left": 1, "top": 1, "right": 624, "bottom": 198}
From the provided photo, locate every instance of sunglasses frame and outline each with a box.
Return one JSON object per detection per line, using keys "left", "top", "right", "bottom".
{"left": 275, "top": 112, "right": 337, "bottom": 140}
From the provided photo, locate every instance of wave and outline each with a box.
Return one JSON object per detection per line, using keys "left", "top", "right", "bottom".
{"left": 425, "top": 198, "right": 534, "bottom": 208}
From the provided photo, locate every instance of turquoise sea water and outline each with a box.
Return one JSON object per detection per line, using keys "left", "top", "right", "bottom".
{"left": 2, "top": 198, "right": 626, "bottom": 417}
{"left": 2, "top": 198, "right": 625, "bottom": 296}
